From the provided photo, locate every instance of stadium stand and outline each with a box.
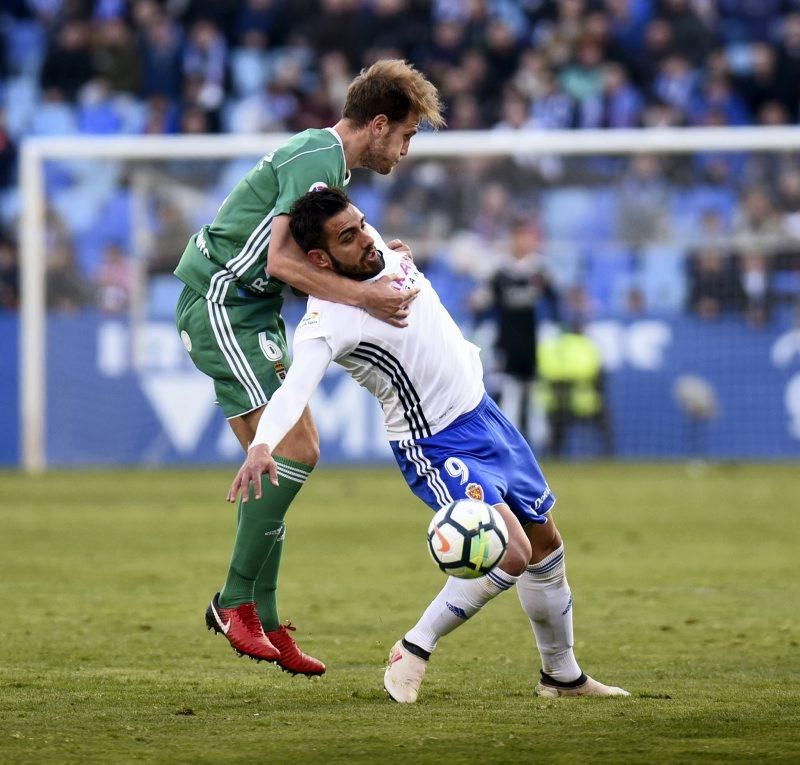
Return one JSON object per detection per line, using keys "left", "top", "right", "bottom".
{"left": 3, "top": 0, "right": 800, "bottom": 322}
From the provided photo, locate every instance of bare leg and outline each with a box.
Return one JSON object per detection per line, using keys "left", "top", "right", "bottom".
{"left": 524, "top": 513, "right": 563, "bottom": 564}
{"left": 228, "top": 406, "right": 320, "bottom": 467}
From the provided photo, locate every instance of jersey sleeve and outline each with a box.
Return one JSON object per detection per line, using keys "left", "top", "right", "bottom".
{"left": 250, "top": 337, "right": 333, "bottom": 451}
{"left": 294, "top": 300, "right": 363, "bottom": 360}
{"left": 273, "top": 145, "right": 343, "bottom": 215}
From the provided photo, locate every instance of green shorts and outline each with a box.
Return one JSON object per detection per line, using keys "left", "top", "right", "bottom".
{"left": 175, "top": 285, "right": 290, "bottom": 418}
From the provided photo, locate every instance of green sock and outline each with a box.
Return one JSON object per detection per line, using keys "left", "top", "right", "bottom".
{"left": 218, "top": 457, "right": 312, "bottom": 614}
{"left": 254, "top": 457, "right": 312, "bottom": 631}
{"left": 254, "top": 524, "right": 284, "bottom": 632}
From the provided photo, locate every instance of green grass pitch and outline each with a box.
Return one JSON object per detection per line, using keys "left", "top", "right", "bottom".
{"left": 1, "top": 463, "right": 798, "bottom": 764}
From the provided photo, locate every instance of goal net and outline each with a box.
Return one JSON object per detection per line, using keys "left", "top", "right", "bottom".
{"left": 19, "top": 127, "right": 800, "bottom": 469}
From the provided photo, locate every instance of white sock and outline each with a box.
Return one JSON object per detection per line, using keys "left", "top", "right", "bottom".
{"left": 516, "top": 544, "right": 582, "bottom": 683}
{"left": 405, "top": 568, "right": 519, "bottom": 654}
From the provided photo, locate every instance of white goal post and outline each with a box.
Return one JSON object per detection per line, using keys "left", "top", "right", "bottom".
{"left": 19, "top": 126, "right": 800, "bottom": 471}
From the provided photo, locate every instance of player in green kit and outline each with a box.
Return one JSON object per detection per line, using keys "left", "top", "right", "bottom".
{"left": 174, "top": 60, "right": 445, "bottom": 675}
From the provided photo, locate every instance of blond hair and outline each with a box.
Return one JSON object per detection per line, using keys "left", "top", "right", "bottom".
{"left": 342, "top": 59, "right": 445, "bottom": 130}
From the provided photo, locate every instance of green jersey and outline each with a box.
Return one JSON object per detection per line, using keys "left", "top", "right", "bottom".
{"left": 174, "top": 128, "right": 348, "bottom": 305}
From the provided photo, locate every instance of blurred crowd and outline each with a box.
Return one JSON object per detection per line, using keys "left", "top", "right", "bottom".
{"left": 2, "top": 0, "right": 800, "bottom": 326}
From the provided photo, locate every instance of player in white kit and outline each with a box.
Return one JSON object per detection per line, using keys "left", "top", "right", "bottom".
{"left": 227, "top": 188, "right": 629, "bottom": 702}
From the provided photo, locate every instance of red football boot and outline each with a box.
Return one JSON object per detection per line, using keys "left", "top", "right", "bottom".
{"left": 265, "top": 623, "right": 326, "bottom": 676}
{"left": 205, "top": 592, "right": 280, "bottom": 663}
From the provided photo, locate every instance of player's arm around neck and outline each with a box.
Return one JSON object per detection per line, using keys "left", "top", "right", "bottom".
{"left": 226, "top": 337, "right": 333, "bottom": 502}
{"left": 268, "top": 215, "right": 417, "bottom": 328}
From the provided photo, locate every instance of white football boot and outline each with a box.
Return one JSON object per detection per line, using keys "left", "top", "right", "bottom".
{"left": 384, "top": 640, "right": 428, "bottom": 703}
{"left": 535, "top": 672, "right": 631, "bottom": 698}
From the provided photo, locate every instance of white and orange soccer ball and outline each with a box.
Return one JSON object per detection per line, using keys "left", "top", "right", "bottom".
{"left": 427, "top": 499, "right": 508, "bottom": 578}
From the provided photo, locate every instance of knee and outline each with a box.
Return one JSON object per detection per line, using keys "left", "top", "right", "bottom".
{"left": 274, "top": 418, "right": 320, "bottom": 467}
{"left": 528, "top": 517, "right": 563, "bottom": 561}
{"left": 304, "top": 440, "right": 321, "bottom": 468}
{"left": 292, "top": 437, "right": 320, "bottom": 468}
{"left": 294, "top": 411, "right": 320, "bottom": 467}
{"left": 539, "top": 532, "right": 563, "bottom": 558}
{"left": 500, "top": 533, "right": 533, "bottom": 577}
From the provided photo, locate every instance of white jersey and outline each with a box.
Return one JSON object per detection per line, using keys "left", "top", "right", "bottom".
{"left": 294, "top": 246, "right": 485, "bottom": 441}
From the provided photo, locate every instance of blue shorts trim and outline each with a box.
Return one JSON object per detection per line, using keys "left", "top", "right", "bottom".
{"left": 391, "top": 394, "right": 556, "bottom": 526}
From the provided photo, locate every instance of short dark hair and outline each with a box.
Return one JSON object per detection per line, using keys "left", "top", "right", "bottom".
{"left": 289, "top": 188, "right": 351, "bottom": 253}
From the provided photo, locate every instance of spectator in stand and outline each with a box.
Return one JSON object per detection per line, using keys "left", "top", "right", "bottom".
{"left": 617, "top": 154, "right": 669, "bottom": 253}
{"left": 183, "top": 19, "right": 228, "bottom": 115}
{"left": 695, "top": 208, "right": 730, "bottom": 249}
{"left": 301, "top": 0, "right": 365, "bottom": 71}
{"left": 363, "top": 0, "right": 428, "bottom": 62}
{"left": 530, "top": 69, "right": 575, "bottom": 129}
{"left": 626, "top": 18, "right": 675, "bottom": 91}
{"left": 776, "top": 168, "right": 800, "bottom": 279}
{"left": 0, "top": 15, "right": 6, "bottom": 80}
{"left": 228, "top": 58, "right": 300, "bottom": 133}
{"left": 538, "top": 0, "right": 587, "bottom": 70}
{"left": 418, "top": 18, "right": 466, "bottom": 87}
{"left": 0, "top": 239, "right": 18, "bottom": 311}
{"left": 438, "top": 49, "right": 492, "bottom": 112}
{"left": 560, "top": 37, "right": 604, "bottom": 106}
{"left": 738, "top": 251, "right": 773, "bottom": 327}
{"left": 691, "top": 74, "right": 750, "bottom": 126}
{"left": 177, "top": 0, "right": 240, "bottom": 39}
{"left": 77, "top": 79, "right": 123, "bottom": 134}
{"left": 495, "top": 86, "right": 532, "bottom": 131}
{"left": 448, "top": 93, "right": 483, "bottom": 130}
{"left": 581, "top": 9, "right": 627, "bottom": 63}
{"left": 472, "top": 182, "right": 516, "bottom": 245}
{"left": 47, "top": 241, "right": 92, "bottom": 312}
{"left": 511, "top": 49, "right": 552, "bottom": 103}
{"left": 654, "top": 53, "right": 699, "bottom": 116}
{"left": 291, "top": 81, "right": 341, "bottom": 132}
{"left": 317, "top": 51, "right": 351, "bottom": 111}
{"left": 40, "top": 19, "right": 95, "bottom": 100}
{"left": 580, "top": 62, "right": 643, "bottom": 129}
{"left": 735, "top": 43, "right": 782, "bottom": 120}
{"left": 483, "top": 18, "right": 524, "bottom": 93}
{"left": 148, "top": 198, "right": 191, "bottom": 275}
{"left": 137, "top": 8, "right": 184, "bottom": 101}
{"left": 641, "top": 98, "right": 686, "bottom": 128}
{"left": 182, "top": 74, "right": 220, "bottom": 131}
{"left": 775, "top": 170, "right": 800, "bottom": 301}
{"left": 235, "top": 0, "right": 290, "bottom": 48}
{"left": 758, "top": 100, "right": 791, "bottom": 126}
{"left": 142, "top": 95, "right": 180, "bottom": 134}
{"left": 658, "top": 0, "right": 718, "bottom": 66}
{"left": 734, "top": 188, "right": 785, "bottom": 257}
{"left": 778, "top": 169, "right": 800, "bottom": 217}
{"left": 0, "top": 109, "right": 16, "bottom": 190}
{"left": 718, "top": 0, "right": 782, "bottom": 43}
{"left": 776, "top": 13, "right": 800, "bottom": 117}
{"left": 94, "top": 242, "right": 133, "bottom": 314}
{"left": 93, "top": 16, "right": 141, "bottom": 95}
{"left": 687, "top": 242, "right": 743, "bottom": 321}
{"left": 605, "top": 0, "right": 653, "bottom": 55}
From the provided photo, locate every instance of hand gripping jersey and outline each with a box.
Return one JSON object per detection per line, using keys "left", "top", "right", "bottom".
{"left": 294, "top": 244, "right": 485, "bottom": 441}
{"left": 174, "top": 128, "right": 348, "bottom": 304}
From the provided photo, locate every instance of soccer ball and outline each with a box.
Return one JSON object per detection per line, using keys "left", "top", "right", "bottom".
{"left": 427, "top": 499, "right": 508, "bottom": 579}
